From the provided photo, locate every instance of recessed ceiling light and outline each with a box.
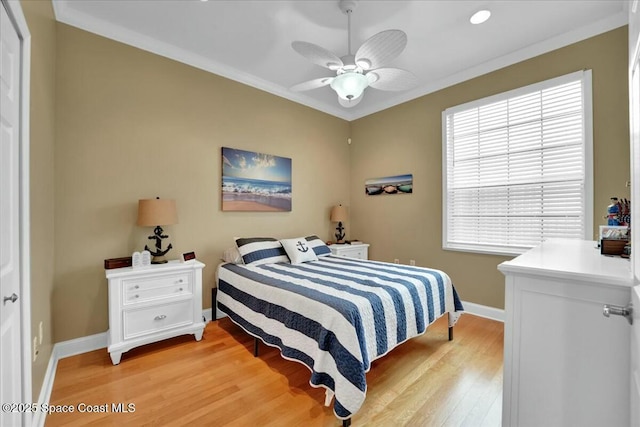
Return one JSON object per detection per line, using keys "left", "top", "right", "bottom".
{"left": 470, "top": 10, "right": 491, "bottom": 25}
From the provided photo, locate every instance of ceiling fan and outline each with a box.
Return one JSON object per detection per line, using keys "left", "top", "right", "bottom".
{"left": 290, "top": 0, "right": 418, "bottom": 108}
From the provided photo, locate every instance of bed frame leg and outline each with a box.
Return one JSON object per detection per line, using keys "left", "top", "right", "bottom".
{"left": 254, "top": 338, "right": 259, "bottom": 357}
{"left": 448, "top": 326, "right": 453, "bottom": 341}
{"left": 342, "top": 419, "right": 351, "bottom": 427}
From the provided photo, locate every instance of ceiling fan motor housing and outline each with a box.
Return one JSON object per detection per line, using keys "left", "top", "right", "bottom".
{"left": 339, "top": 0, "right": 358, "bottom": 15}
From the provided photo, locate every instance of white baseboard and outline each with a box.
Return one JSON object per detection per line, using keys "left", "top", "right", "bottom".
{"left": 32, "top": 346, "right": 59, "bottom": 427}
{"left": 461, "top": 300, "right": 504, "bottom": 322}
{"left": 55, "top": 331, "right": 108, "bottom": 359}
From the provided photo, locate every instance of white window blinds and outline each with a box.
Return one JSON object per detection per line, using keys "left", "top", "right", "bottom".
{"left": 442, "top": 70, "right": 593, "bottom": 255}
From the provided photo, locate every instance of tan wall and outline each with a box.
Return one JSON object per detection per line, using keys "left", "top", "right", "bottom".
{"left": 21, "top": 0, "right": 57, "bottom": 400}
{"left": 349, "top": 27, "right": 630, "bottom": 310}
{"left": 53, "top": 24, "right": 350, "bottom": 342}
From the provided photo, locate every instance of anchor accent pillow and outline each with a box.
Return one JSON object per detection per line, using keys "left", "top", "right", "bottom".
{"left": 280, "top": 237, "right": 319, "bottom": 264}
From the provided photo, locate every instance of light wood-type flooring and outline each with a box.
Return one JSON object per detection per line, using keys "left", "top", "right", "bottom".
{"left": 45, "top": 313, "right": 503, "bottom": 427}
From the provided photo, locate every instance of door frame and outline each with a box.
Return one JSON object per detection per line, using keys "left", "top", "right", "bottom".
{"left": 1, "top": 0, "right": 32, "bottom": 418}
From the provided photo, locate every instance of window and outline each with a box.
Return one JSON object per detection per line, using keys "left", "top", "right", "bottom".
{"left": 442, "top": 70, "right": 593, "bottom": 255}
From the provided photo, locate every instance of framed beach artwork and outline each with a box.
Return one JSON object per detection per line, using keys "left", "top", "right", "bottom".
{"left": 365, "top": 174, "right": 413, "bottom": 196}
{"left": 221, "top": 147, "right": 292, "bottom": 212}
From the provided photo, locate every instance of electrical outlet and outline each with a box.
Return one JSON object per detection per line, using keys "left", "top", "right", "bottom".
{"left": 394, "top": 259, "right": 400, "bottom": 264}
{"left": 33, "top": 337, "right": 38, "bottom": 362}
{"left": 410, "top": 259, "right": 415, "bottom": 266}
{"left": 39, "top": 321, "right": 43, "bottom": 345}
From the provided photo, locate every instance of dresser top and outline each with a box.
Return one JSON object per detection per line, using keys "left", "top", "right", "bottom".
{"left": 498, "top": 238, "right": 632, "bottom": 288}
{"left": 106, "top": 259, "right": 204, "bottom": 278}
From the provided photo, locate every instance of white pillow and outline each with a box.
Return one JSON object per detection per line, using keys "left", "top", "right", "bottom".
{"left": 280, "top": 237, "right": 319, "bottom": 264}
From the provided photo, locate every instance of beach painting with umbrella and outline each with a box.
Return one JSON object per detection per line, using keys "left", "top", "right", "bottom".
{"left": 365, "top": 174, "right": 413, "bottom": 196}
{"left": 222, "top": 147, "right": 292, "bottom": 211}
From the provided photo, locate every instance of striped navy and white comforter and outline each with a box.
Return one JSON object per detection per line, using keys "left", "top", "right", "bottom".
{"left": 217, "top": 255, "right": 463, "bottom": 420}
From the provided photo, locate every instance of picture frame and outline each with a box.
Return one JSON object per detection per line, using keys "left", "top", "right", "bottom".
{"left": 182, "top": 251, "right": 196, "bottom": 263}
{"left": 365, "top": 174, "right": 413, "bottom": 196}
{"left": 221, "top": 147, "right": 292, "bottom": 211}
{"left": 599, "top": 225, "right": 629, "bottom": 240}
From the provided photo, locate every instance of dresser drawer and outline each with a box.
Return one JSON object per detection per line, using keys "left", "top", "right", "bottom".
{"left": 123, "top": 300, "right": 194, "bottom": 339}
{"left": 123, "top": 272, "right": 192, "bottom": 305}
{"left": 340, "top": 248, "right": 366, "bottom": 259}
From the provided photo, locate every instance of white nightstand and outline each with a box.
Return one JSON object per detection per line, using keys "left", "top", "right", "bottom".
{"left": 105, "top": 260, "right": 206, "bottom": 365}
{"left": 329, "top": 243, "right": 369, "bottom": 260}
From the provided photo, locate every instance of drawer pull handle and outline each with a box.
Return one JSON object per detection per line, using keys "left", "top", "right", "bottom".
{"left": 178, "top": 279, "right": 184, "bottom": 284}
{"left": 134, "top": 285, "right": 139, "bottom": 289}
{"left": 134, "top": 295, "right": 139, "bottom": 298}
{"left": 154, "top": 315, "right": 167, "bottom": 321}
{"left": 603, "top": 303, "right": 633, "bottom": 325}
{"left": 179, "top": 287, "right": 183, "bottom": 291}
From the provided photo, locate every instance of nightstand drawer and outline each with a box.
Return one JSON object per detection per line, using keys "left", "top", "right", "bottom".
{"left": 123, "top": 273, "right": 191, "bottom": 304}
{"left": 123, "top": 300, "right": 193, "bottom": 339}
{"left": 339, "top": 248, "right": 366, "bottom": 259}
{"left": 329, "top": 243, "right": 369, "bottom": 260}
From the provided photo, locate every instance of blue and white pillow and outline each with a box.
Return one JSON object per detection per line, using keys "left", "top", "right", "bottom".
{"left": 235, "top": 237, "right": 290, "bottom": 265}
{"left": 281, "top": 237, "right": 319, "bottom": 264}
{"left": 305, "top": 235, "right": 332, "bottom": 257}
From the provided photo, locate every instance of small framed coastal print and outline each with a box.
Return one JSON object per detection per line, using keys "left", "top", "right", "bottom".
{"left": 365, "top": 174, "right": 413, "bottom": 196}
{"left": 221, "top": 147, "right": 292, "bottom": 211}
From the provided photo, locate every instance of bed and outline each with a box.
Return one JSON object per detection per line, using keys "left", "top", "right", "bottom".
{"left": 216, "top": 239, "right": 463, "bottom": 425}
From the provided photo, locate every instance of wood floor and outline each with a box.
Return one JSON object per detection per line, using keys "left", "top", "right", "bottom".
{"left": 45, "top": 313, "right": 503, "bottom": 427}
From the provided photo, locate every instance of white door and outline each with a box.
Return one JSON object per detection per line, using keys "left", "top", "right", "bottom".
{"left": 630, "top": 2, "right": 640, "bottom": 425}
{"left": 0, "top": 2, "right": 25, "bottom": 426}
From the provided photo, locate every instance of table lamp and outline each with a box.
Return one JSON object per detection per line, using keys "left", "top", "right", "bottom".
{"left": 137, "top": 197, "right": 178, "bottom": 264}
{"left": 330, "top": 204, "right": 348, "bottom": 243}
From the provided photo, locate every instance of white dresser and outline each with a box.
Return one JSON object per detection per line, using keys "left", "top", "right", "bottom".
{"left": 105, "top": 260, "right": 206, "bottom": 365}
{"left": 498, "top": 239, "right": 632, "bottom": 427}
{"left": 329, "top": 243, "right": 369, "bottom": 260}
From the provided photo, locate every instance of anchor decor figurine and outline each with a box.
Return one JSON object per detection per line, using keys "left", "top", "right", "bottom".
{"left": 136, "top": 197, "right": 178, "bottom": 264}
{"left": 330, "top": 204, "right": 348, "bottom": 244}
{"left": 145, "top": 226, "right": 173, "bottom": 264}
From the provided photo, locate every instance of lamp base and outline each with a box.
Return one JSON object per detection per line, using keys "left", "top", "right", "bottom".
{"left": 335, "top": 221, "right": 346, "bottom": 243}
{"left": 151, "top": 255, "right": 169, "bottom": 264}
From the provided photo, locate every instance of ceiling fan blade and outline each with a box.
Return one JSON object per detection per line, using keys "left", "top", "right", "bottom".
{"left": 292, "top": 41, "right": 344, "bottom": 70}
{"left": 366, "top": 68, "right": 418, "bottom": 91}
{"left": 355, "top": 30, "right": 407, "bottom": 70}
{"left": 290, "top": 77, "right": 334, "bottom": 92}
{"left": 338, "top": 92, "right": 363, "bottom": 108}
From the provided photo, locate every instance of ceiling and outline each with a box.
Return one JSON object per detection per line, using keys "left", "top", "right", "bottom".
{"left": 52, "top": 0, "right": 629, "bottom": 121}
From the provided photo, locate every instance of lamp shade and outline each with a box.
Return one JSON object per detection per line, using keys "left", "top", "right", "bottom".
{"left": 137, "top": 198, "right": 178, "bottom": 226}
{"left": 330, "top": 205, "right": 348, "bottom": 222}
{"left": 330, "top": 72, "right": 369, "bottom": 100}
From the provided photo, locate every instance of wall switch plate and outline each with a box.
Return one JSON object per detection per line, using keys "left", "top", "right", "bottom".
{"left": 394, "top": 259, "right": 400, "bottom": 264}
{"left": 410, "top": 259, "right": 416, "bottom": 266}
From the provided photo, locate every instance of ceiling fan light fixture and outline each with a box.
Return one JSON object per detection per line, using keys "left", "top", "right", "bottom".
{"left": 470, "top": 10, "right": 491, "bottom": 25}
{"left": 330, "top": 72, "right": 369, "bottom": 100}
